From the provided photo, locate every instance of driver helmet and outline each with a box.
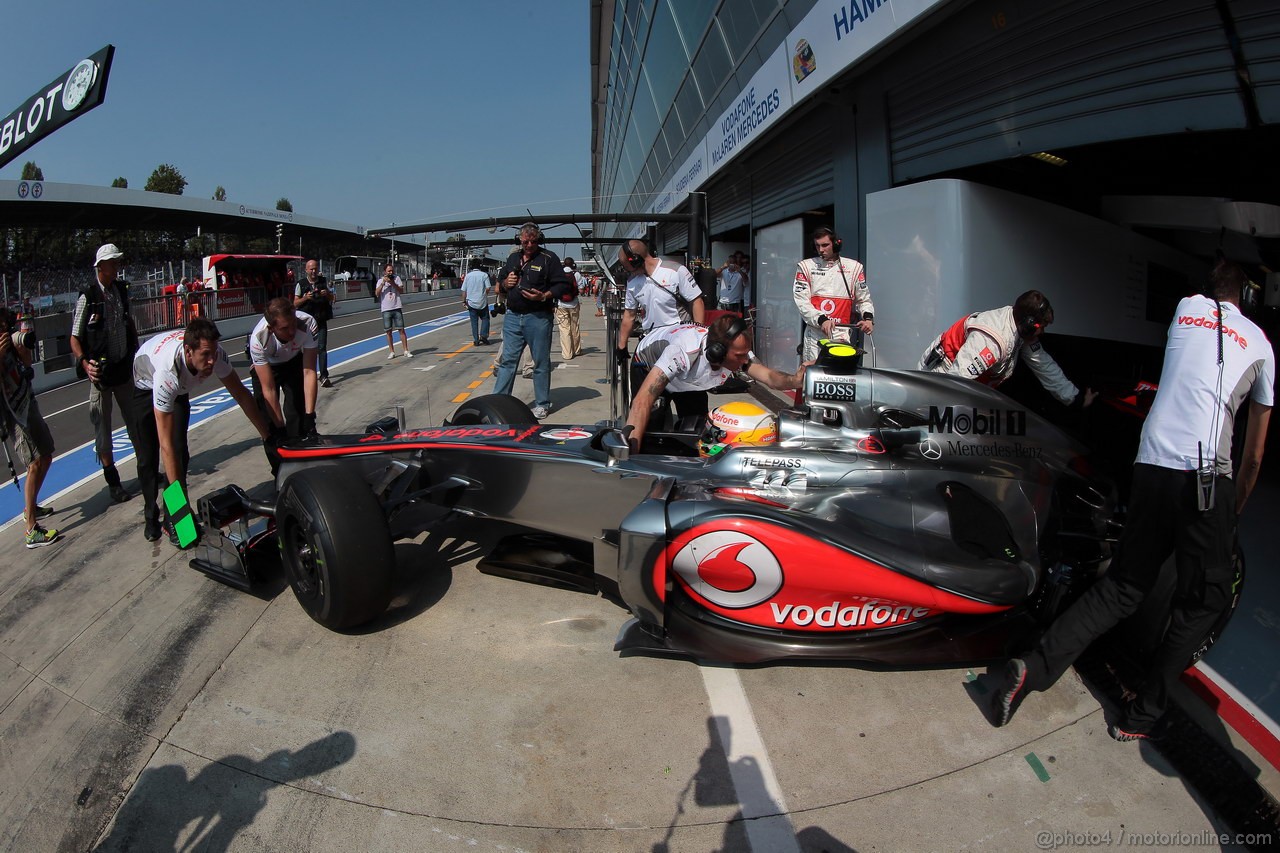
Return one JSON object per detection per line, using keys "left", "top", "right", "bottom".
{"left": 698, "top": 401, "right": 778, "bottom": 458}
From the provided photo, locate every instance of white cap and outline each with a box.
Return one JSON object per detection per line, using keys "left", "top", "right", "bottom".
{"left": 94, "top": 243, "right": 124, "bottom": 266}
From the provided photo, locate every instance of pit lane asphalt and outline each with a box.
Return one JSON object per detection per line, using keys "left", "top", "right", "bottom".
{"left": 0, "top": 309, "right": 1258, "bottom": 852}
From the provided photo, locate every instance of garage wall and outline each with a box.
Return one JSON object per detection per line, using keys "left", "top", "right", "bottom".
{"left": 885, "top": 0, "right": 1253, "bottom": 181}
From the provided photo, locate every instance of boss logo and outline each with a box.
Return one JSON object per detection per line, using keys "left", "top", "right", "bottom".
{"left": 811, "top": 380, "right": 855, "bottom": 401}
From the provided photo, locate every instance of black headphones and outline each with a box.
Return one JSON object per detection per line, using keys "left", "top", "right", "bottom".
{"left": 706, "top": 317, "right": 748, "bottom": 368}
{"left": 621, "top": 240, "right": 644, "bottom": 265}
{"left": 1016, "top": 293, "right": 1053, "bottom": 339}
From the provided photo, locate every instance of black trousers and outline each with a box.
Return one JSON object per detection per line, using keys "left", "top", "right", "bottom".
{"left": 129, "top": 387, "right": 191, "bottom": 524}
{"left": 1024, "top": 464, "right": 1237, "bottom": 730}
{"left": 251, "top": 353, "right": 305, "bottom": 437}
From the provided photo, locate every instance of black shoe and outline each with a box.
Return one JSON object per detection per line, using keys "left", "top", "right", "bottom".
{"left": 144, "top": 518, "right": 162, "bottom": 542}
{"left": 1108, "top": 722, "right": 1152, "bottom": 742}
{"left": 474, "top": 340, "right": 482, "bottom": 346}
{"left": 480, "top": 338, "right": 490, "bottom": 345}
{"left": 109, "top": 485, "right": 131, "bottom": 503}
{"left": 992, "top": 658, "right": 1028, "bottom": 727}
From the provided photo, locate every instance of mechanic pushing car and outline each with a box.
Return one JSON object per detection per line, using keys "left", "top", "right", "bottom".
{"left": 991, "top": 259, "right": 1273, "bottom": 741}
{"left": 918, "top": 289, "right": 1096, "bottom": 408}
{"left": 626, "top": 315, "right": 806, "bottom": 451}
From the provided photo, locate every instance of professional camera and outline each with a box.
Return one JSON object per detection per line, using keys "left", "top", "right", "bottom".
{"left": 12, "top": 330, "right": 36, "bottom": 352}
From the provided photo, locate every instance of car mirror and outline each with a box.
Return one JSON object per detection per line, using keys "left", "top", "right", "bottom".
{"left": 601, "top": 428, "right": 631, "bottom": 465}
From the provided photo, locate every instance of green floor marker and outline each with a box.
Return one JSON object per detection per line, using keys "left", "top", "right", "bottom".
{"left": 162, "top": 481, "right": 199, "bottom": 548}
{"left": 1025, "top": 752, "right": 1051, "bottom": 782}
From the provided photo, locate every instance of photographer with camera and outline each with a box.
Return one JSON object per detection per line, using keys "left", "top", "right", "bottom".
{"left": 1, "top": 306, "right": 59, "bottom": 549}
{"left": 492, "top": 223, "right": 570, "bottom": 420}
{"left": 294, "top": 259, "right": 335, "bottom": 387}
{"left": 70, "top": 243, "right": 142, "bottom": 504}
{"left": 376, "top": 263, "right": 412, "bottom": 359}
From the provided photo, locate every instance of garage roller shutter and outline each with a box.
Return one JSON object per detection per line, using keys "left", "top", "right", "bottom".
{"left": 887, "top": 0, "right": 1252, "bottom": 181}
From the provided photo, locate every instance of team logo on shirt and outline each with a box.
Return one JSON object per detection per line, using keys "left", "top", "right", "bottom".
{"left": 979, "top": 346, "right": 996, "bottom": 367}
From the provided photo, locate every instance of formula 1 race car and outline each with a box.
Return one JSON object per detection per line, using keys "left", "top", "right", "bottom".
{"left": 190, "top": 345, "right": 1241, "bottom": 667}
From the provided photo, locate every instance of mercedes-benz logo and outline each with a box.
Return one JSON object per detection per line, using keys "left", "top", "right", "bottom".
{"left": 920, "top": 439, "right": 942, "bottom": 460}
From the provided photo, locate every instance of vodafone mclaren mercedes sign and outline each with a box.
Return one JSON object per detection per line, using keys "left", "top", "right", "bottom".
{"left": 0, "top": 45, "right": 115, "bottom": 171}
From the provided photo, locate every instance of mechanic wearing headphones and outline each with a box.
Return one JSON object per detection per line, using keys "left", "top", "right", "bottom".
{"left": 992, "top": 259, "right": 1274, "bottom": 741}
{"left": 625, "top": 315, "right": 806, "bottom": 451}
{"left": 614, "top": 238, "right": 706, "bottom": 360}
{"left": 918, "top": 289, "right": 1096, "bottom": 408}
{"left": 794, "top": 226, "right": 874, "bottom": 361}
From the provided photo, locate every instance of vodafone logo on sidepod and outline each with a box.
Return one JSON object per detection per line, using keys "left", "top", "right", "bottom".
{"left": 670, "top": 530, "right": 783, "bottom": 608}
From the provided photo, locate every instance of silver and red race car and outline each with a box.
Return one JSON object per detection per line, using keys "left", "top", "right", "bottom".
{"left": 190, "top": 346, "right": 1239, "bottom": 667}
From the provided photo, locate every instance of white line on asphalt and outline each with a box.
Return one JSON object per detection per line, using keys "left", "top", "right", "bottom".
{"left": 699, "top": 665, "right": 800, "bottom": 853}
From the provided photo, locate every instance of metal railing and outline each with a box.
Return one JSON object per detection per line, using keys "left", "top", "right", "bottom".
{"left": 132, "top": 287, "right": 270, "bottom": 336}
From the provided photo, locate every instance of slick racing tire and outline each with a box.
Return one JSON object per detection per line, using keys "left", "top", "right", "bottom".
{"left": 448, "top": 394, "right": 536, "bottom": 425}
{"left": 277, "top": 467, "right": 394, "bottom": 630}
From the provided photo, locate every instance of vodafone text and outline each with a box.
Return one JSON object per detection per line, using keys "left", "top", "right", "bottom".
{"left": 770, "top": 600, "right": 932, "bottom": 628}
{"left": 1178, "top": 312, "right": 1249, "bottom": 349}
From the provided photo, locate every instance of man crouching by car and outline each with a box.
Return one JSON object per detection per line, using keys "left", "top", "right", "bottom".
{"left": 626, "top": 315, "right": 807, "bottom": 451}
{"left": 131, "top": 318, "right": 274, "bottom": 545}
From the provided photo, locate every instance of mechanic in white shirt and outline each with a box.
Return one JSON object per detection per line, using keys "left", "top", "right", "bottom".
{"left": 129, "top": 318, "right": 271, "bottom": 543}
{"left": 992, "top": 260, "right": 1273, "bottom": 741}
{"left": 626, "top": 315, "right": 806, "bottom": 451}
{"left": 614, "top": 238, "right": 706, "bottom": 362}
{"left": 248, "top": 297, "right": 320, "bottom": 443}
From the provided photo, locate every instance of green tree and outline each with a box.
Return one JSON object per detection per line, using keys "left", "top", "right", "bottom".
{"left": 213, "top": 185, "right": 226, "bottom": 201}
{"left": 111, "top": 176, "right": 127, "bottom": 188}
{"left": 144, "top": 163, "right": 187, "bottom": 195}
{"left": 20, "top": 161, "right": 43, "bottom": 180}
{"left": 275, "top": 197, "right": 293, "bottom": 212}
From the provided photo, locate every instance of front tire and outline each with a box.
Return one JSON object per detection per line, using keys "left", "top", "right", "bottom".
{"left": 448, "top": 394, "right": 536, "bottom": 425}
{"left": 277, "top": 467, "right": 395, "bottom": 629}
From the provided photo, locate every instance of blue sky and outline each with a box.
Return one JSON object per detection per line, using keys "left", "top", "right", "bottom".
{"left": 0, "top": 0, "right": 593, "bottom": 235}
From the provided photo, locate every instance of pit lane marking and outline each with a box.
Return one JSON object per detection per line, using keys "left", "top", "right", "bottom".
{"left": 700, "top": 665, "right": 800, "bottom": 853}
{"left": 440, "top": 342, "right": 474, "bottom": 359}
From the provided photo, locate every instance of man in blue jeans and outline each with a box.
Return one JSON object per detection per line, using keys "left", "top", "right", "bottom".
{"left": 492, "top": 223, "right": 570, "bottom": 419}
{"left": 461, "top": 266, "right": 492, "bottom": 346}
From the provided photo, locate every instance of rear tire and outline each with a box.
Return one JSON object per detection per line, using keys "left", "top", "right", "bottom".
{"left": 448, "top": 394, "right": 536, "bottom": 425}
{"left": 277, "top": 467, "right": 394, "bottom": 629}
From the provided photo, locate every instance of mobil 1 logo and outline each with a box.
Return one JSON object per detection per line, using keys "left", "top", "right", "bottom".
{"left": 928, "top": 406, "right": 1026, "bottom": 436}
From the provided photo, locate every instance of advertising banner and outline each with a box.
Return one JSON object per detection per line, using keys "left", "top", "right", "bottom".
{"left": 0, "top": 45, "right": 115, "bottom": 170}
